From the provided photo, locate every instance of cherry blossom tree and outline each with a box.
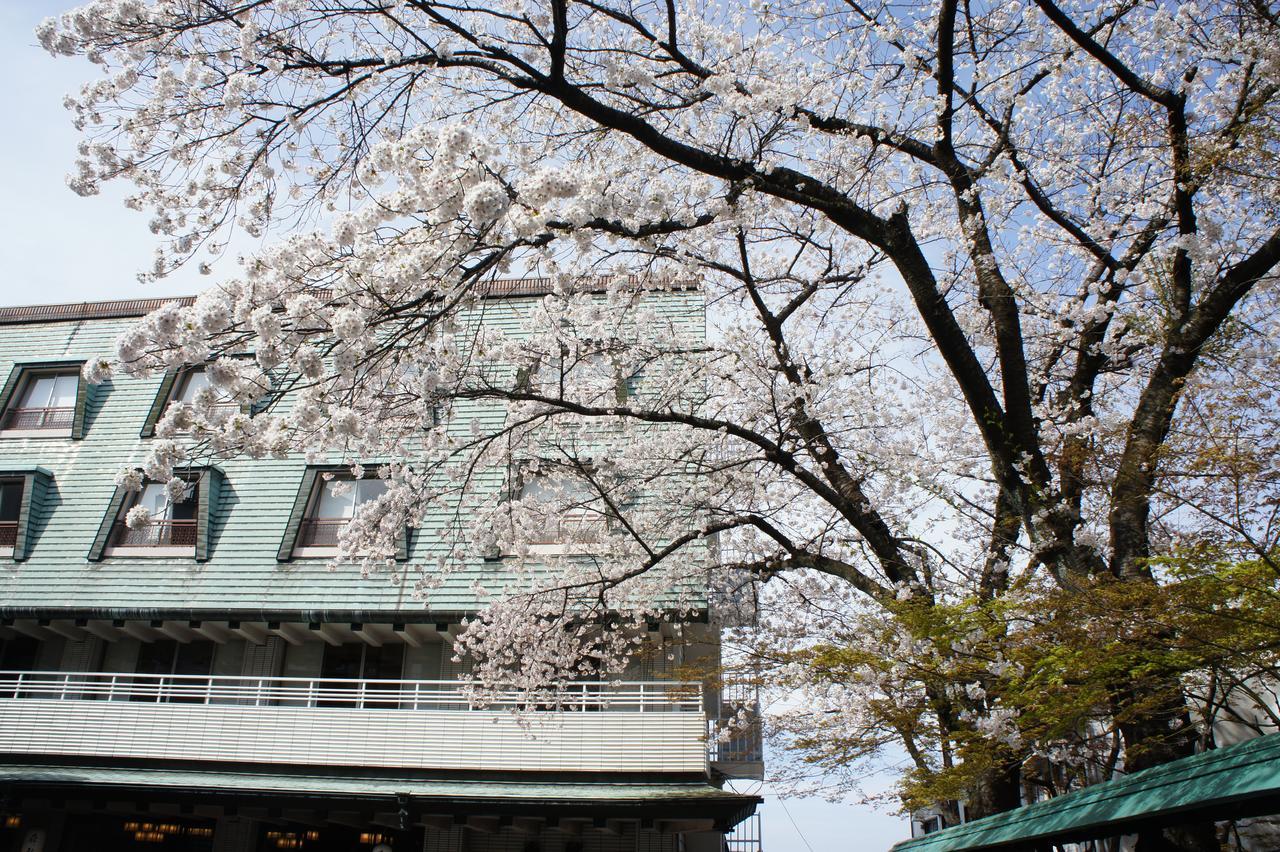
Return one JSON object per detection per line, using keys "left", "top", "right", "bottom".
{"left": 41, "top": 0, "right": 1280, "bottom": 842}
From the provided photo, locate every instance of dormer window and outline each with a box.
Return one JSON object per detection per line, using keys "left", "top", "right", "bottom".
{"left": 140, "top": 365, "right": 249, "bottom": 438}
{"left": 2, "top": 370, "right": 77, "bottom": 433}
{"left": 89, "top": 467, "right": 223, "bottom": 563}
{"left": 278, "top": 467, "right": 408, "bottom": 562}
{"left": 173, "top": 368, "right": 239, "bottom": 417}
{"left": 519, "top": 470, "right": 611, "bottom": 551}
{"left": 108, "top": 479, "right": 199, "bottom": 554}
{"left": 296, "top": 475, "right": 388, "bottom": 554}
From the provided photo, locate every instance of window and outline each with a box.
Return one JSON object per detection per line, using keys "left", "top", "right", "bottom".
{"left": 278, "top": 467, "right": 408, "bottom": 562}
{"left": 318, "top": 643, "right": 404, "bottom": 707}
{"left": 0, "top": 479, "right": 21, "bottom": 550}
{"left": 297, "top": 476, "right": 388, "bottom": 550}
{"left": 521, "top": 345, "right": 630, "bottom": 404}
{"left": 519, "top": 469, "right": 610, "bottom": 549}
{"left": 2, "top": 370, "right": 77, "bottom": 432}
{"left": 0, "top": 636, "right": 40, "bottom": 699}
{"left": 173, "top": 368, "right": 239, "bottom": 414}
{"left": 108, "top": 479, "right": 199, "bottom": 551}
{"left": 0, "top": 468, "right": 50, "bottom": 561}
{"left": 89, "top": 467, "right": 222, "bottom": 562}
{"left": 132, "top": 639, "right": 215, "bottom": 703}
{"left": 140, "top": 365, "right": 255, "bottom": 438}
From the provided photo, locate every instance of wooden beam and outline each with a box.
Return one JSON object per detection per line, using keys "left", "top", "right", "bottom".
{"left": 269, "top": 622, "right": 308, "bottom": 646}
{"left": 227, "top": 621, "right": 267, "bottom": 645}
{"left": 41, "top": 619, "right": 87, "bottom": 642}
{"left": 83, "top": 620, "right": 123, "bottom": 642}
{"left": 153, "top": 621, "right": 196, "bottom": 643}
{"left": 351, "top": 623, "right": 382, "bottom": 647}
{"left": 435, "top": 623, "right": 458, "bottom": 647}
{"left": 9, "top": 620, "right": 55, "bottom": 641}
{"left": 116, "top": 619, "right": 160, "bottom": 643}
{"left": 188, "top": 621, "right": 230, "bottom": 644}
{"left": 393, "top": 623, "right": 424, "bottom": 647}
{"left": 309, "top": 623, "right": 344, "bottom": 646}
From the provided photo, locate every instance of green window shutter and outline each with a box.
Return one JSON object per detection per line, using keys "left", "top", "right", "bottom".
{"left": 4, "top": 468, "right": 51, "bottom": 562}
{"left": 0, "top": 365, "right": 23, "bottom": 417}
{"left": 195, "top": 466, "right": 224, "bottom": 563}
{"left": 278, "top": 467, "right": 320, "bottom": 562}
{"left": 140, "top": 369, "right": 181, "bottom": 438}
{"left": 88, "top": 483, "right": 130, "bottom": 562}
{"left": 70, "top": 371, "right": 91, "bottom": 440}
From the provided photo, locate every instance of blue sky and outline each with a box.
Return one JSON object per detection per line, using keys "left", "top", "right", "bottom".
{"left": 0, "top": 2, "right": 912, "bottom": 847}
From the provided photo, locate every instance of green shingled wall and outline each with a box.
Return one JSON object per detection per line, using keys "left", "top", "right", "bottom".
{"left": 0, "top": 291, "right": 707, "bottom": 619}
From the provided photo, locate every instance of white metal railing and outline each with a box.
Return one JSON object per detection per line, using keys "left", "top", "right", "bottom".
{"left": 0, "top": 670, "right": 701, "bottom": 712}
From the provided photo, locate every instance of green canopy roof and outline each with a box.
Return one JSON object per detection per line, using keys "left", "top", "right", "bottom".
{"left": 893, "top": 734, "right": 1280, "bottom": 851}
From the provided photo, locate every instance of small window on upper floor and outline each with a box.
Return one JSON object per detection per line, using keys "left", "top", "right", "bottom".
{"left": 173, "top": 368, "right": 240, "bottom": 416}
{"left": 2, "top": 371, "right": 78, "bottom": 433}
{"left": 140, "top": 365, "right": 257, "bottom": 438}
{"left": 294, "top": 475, "right": 389, "bottom": 555}
{"left": 107, "top": 478, "right": 199, "bottom": 555}
{"left": 519, "top": 469, "right": 611, "bottom": 551}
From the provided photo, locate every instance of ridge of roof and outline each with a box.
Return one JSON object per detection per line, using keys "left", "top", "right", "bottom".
{"left": 0, "top": 276, "right": 699, "bottom": 326}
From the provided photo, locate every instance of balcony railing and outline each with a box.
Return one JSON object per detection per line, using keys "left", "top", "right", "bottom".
{"left": 0, "top": 671, "right": 708, "bottom": 774}
{"left": 297, "top": 518, "right": 346, "bottom": 547}
{"left": 0, "top": 522, "right": 16, "bottom": 547}
{"left": 0, "top": 670, "right": 700, "bottom": 711}
{"left": 110, "top": 519, "right": 197, "bottom": 547}
{"left": 2, "top": 406, "right": 73, "bottom": 430}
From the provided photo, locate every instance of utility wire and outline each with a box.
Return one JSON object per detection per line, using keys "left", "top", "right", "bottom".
{"left": 778, "top": 796, "right": 816, "bottom": 852}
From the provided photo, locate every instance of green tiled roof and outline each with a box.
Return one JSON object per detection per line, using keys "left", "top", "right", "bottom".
{"left": 0, "top": 292, "right": 707, "bottom": 618}
{"left": 0, "top": 762, "right": 746, "bottom": 804}
{"left": 892, "top": 734, "right": 1280, "bottom": 851}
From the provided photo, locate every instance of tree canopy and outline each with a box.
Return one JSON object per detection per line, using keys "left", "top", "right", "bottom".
{"left": 41, "top": 0, "right": 1280, "bottom": 843}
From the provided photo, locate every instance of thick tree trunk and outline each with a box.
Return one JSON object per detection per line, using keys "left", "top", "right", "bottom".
{"left": 1118, "top": 680, "right": 1218, "bottom": 852}
{"left": 964, "top": 757, "right": 1024, "bottom": 820}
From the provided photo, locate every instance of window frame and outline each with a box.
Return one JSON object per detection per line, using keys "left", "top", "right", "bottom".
{"left": 88, "top": 467, "right": 223, "bottom": 562}
{"left": 512, "top": 463, "right": 618, "bottom": 555}
{"left": 0, "top": 361, "right": 90, "bottom": 439}
{"left": 277, "top": 465, "right": 409, "bottom": 562}
{"left": 139, "top": 364, "right": 256, "bottom": 438}
{"left": 0, "top": 467, "right": 52, "bottom": 561}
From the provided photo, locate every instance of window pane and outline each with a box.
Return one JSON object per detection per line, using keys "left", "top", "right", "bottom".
{"left": 49, "top": 374, "right": 78, "bottom": 408}
{"left": 137, "top": 483, "right": 169, "bottom": 517}
{"left": 354, "top": 479, "right": 388, "bottom": 506}
{"left": 0, "top": 481, "right": 22, "bottom": 522}
{"left": 177, "top": 370, "right": 211, "bottom": 403}
{"left": 364, "top": 644, "right": 404, "bottom": 680}
{"left": 320, "top": 643, "right": 364, "bottom": 679}
{"left": 314, "top": 480, "right": 356, "bottom": 519}
{"left": 169, "top": 482, "right": 198, "bottom": 521}
{"left": 17, "top": 375, "right": 56, "bottom": 408}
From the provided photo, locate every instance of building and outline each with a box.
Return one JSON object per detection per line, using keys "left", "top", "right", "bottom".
{"left": 0, "top": 288, "right": 762, "bottom": 852}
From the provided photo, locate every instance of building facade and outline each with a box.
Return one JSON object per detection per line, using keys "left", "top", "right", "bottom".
{"left": 0, "top": 289, "right": 761, "bottom": 852}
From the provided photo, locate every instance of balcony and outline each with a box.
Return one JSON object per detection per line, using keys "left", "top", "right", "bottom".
{"left": 0, "top": 671, "right": 707, "bottom": 774}
{"left": 110, "top": 520, "right": 197, "bottom": 547}
{"left": 1, "top": 406, "right": 72, "bottom": 431}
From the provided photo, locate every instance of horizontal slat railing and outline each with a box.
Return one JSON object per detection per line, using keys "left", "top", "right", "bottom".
{"left": 0, "top": 671, "right": 707, "bottom": 774}
{"left": 0, "top": 671, "right": 700, "bottom": 711}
